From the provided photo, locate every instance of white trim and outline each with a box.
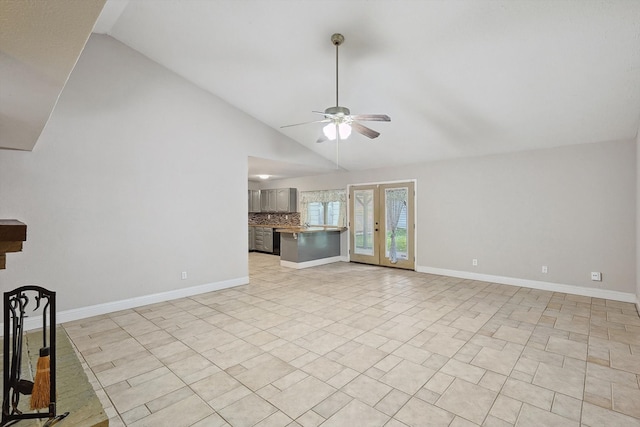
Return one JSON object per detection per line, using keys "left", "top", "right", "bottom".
{"left": 280, "top": 256, "right": 347, "bottom": 269}
{"left": 2, "top": 277, "right": 248, "bottom": 335}
{"left": 417, "top": 266, "right": 636, "bottom": 303}
{"left": 348, "top": 178, "right": 418, "bottom": 187}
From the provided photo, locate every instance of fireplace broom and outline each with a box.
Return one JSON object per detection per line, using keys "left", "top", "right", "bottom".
{"left": 30, "top": 346, "right": 50, "bottom": 410}
{"left": 30, "top": 288, "right": 53, "bottom": 410}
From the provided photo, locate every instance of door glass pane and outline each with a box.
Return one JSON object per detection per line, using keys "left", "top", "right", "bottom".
{"left": 384, "top": 187, "right": 408, "bottom": 263}
{"left": 353, "top": 189, "right": 375, "bottom": 255}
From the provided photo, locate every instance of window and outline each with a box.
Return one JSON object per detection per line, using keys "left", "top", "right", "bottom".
{"left": 307, "top": 202, "right": 324, "bottom": 225}
{"left": 300, "top": 190, "right": 346, "bottom": 227}
{"left": 307, "top": 201, "right": 342, "bottom": 226}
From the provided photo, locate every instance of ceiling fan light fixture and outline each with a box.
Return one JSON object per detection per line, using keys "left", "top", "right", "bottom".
{"left": 323, "top": 123, "right": 337, "bottom": 140}
{"left": 339, "top": 123, "right": 352, "bottom": 139}
{"left": 322, "top": 123, "right": 351, "bottom": 141}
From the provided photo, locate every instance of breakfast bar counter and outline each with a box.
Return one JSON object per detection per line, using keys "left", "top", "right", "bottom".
{"left": 276, "top": 226, "right": 346, "bottom": 269}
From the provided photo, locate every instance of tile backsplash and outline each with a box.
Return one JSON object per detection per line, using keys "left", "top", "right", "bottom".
{"left": 249, "top": 212, "right": 300, "bottom": 226}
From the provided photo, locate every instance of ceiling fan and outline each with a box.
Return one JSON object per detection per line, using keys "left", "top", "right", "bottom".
{"left": 281, "top": 33, "right": 390, "bottom": 143}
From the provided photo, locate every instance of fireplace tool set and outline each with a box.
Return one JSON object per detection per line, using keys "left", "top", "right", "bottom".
{"left": 2, "top": 286, "right": 67, "bottom": 426}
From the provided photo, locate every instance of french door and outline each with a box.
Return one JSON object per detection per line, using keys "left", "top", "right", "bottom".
{"left": 349, "top": 181, "right": 415, "bottom": 270}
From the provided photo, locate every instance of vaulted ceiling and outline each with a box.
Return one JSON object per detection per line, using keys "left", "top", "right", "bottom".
{"left": 4, "top": 0, "right": 640, "bottom": 176}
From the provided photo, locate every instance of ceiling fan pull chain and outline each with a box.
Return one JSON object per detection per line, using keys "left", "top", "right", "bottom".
{"left": 336, "top": 131, "right": 340, "bottom": 168}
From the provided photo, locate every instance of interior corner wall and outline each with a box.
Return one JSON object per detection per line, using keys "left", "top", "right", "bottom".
{"left": 273, "top": 139, "right": 636, "bottom": 297}
{"left": 637, "top": 131, "right": 640, "bottom": 313}
{"left": 0, "top": 34, "right": 326, "bottom": 317}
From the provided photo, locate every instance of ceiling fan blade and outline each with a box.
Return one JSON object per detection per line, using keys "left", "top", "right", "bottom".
{"left": 316, "top": 134, "right": 329, "bottom": 143}
{"left": 351, "top": 121, "right": 381, "bottom": 139}
{"left": 280, "top": 118, "right": 330, "bottom": 128}
{"left": 350, "top": 114, "right": 391, "bottom": 122}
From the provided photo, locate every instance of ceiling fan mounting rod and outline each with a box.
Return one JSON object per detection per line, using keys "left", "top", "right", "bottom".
{"left": 331, "top": 33, "right": 344, "bottom": 107}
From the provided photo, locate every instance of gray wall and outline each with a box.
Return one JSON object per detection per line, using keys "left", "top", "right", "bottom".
{"left": 0, "top": 35, "right": 331, "bottom": 313}
{"left": 272, "top": 140, "right": 636, "bottom": 295}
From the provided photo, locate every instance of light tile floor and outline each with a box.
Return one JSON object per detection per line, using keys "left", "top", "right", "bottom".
{"left": 64, "top": 253, "right": 640, "bottom": 426}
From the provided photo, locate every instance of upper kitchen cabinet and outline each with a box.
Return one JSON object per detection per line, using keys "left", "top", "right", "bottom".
{"left": 260, "top": 189, "right": 277, "bottom": 212}
{"left": 254, "top": 188, "right": 297, "bottom": 213}
{"left": 248, "top": 190, "right": 261, "bottom": 213}
{"left": 276, "top": 188, "right": 297, "bottom": 212}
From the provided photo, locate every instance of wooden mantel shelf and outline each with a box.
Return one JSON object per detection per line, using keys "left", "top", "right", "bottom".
{"left": 0, "top": 219, "right": 27, "bottom": 269}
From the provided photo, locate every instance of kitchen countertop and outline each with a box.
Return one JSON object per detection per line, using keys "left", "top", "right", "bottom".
{"left": 249, "top": 224, "right": 299, "bottom": 229}
{"left": 249, "top": 224, "right": 346, "bottom": 233}
{"left": 276, "top": 226, "right": 347, "bottom": 233}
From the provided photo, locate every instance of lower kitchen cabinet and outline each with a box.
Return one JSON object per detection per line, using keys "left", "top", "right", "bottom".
{"left": 263, "top": 228, "right": 273, "bottom": 253}
{"left": 248, "top": 227, "right": 256, "bottom": 251}
{"left": 254, "top": 227, "right": 264, "bottom": 251}
{"left": 250, "top": 227, "right": 274, "bottom": 253}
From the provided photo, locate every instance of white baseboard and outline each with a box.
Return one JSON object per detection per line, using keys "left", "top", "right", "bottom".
{"left": 3, "top": 277, "right": 248, "bottom": 335}
{"left": 417, "top": 266, "right": 636, "bottom": 303}
{"left": 281, "top": 256, "right": 347, "bottom": 270}
{"left": 6, "top": 270, "right": 637, "bottom": 336}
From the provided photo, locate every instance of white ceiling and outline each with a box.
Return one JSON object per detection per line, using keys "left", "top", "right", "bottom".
{"left": 93, "top": 0, "right": 639, "bottom": 174}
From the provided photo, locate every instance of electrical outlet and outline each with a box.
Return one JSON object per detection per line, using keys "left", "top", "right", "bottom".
{"left": 181, "top": 271, "right": 187, "bottom": 280}
{"left": 268, "top": 214, "right": 271, "bottom": 220}
{"left": 591, "top": 272, "right": 602, "bottom": 281}
{"left": 285, "top": 215, "right": 288, "bottom": 220}
{"left": 542, "top": 266, "right": 548, "bottom": 273}
{"left": 472, "top": 259, "right": 478, "bottom": 266}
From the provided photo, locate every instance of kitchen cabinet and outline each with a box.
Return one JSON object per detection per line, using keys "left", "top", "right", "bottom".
{"left": 257, "top": 188, "right": 297, "bottom": 212}
{"left": 260, "top": 189, "right": 277, "bottom": 212}
{"left": 248, "top": 227, "right": 255, "bottom": 251}
{"left": 252, "top": 226, "right": 274, "bottom": 253}
{"left": 248, "top": 190, "right": 261, "bottom": 213}
{"left": 254, "top": 227, "right": 264, "bottom": 251}
{"left": 276, "top": 188, "right": 297, "bottom": 212}
{"left": 263, "top": 227, "right": 273, "bottom": 253}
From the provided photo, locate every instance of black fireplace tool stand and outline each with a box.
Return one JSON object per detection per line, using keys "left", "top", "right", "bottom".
{"left": 1, "top": 286, "right": 63, "bottom": 426}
